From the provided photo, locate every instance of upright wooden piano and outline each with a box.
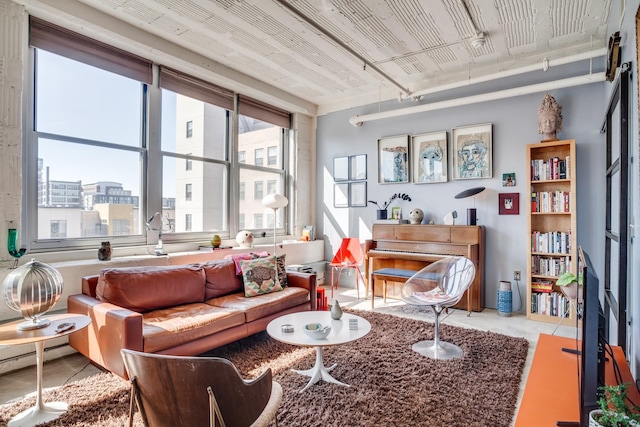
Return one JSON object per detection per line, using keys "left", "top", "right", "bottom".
{"left": 365, "top": 224, "right": 485, "bottom": 312}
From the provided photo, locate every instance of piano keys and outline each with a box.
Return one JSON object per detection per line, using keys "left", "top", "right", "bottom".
{"left": 365, "top": 224, "right": 485, "bottom": 312}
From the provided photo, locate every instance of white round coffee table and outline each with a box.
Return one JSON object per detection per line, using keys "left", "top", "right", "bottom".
{"left": 266, "top": 311, "right": 371, "bottom": 392}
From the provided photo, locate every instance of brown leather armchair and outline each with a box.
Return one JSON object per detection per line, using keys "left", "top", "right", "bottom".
{"left": 121, "top": 349, "right": 282, "bottom": 427}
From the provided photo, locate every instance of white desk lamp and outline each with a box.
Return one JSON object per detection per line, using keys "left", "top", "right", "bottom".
{"left": 262, "top": 193, "right": 288, "bottom": 256}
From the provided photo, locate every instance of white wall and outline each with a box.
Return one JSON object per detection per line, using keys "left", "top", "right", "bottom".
{"left": 316, "top": 79, "right": 606, "bottom": 314}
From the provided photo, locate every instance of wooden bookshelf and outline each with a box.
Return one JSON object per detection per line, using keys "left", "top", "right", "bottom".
{"left": 526, "top": 139, "right": 577, "bottom": 325}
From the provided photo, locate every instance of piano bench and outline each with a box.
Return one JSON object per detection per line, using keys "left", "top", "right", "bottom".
{"left": 371, "top": 268, "right": 417, "bottom": 308}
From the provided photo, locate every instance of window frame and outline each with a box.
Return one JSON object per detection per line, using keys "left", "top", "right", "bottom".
{"left": 22, "top": 19, "right": 291, "bottom": 254}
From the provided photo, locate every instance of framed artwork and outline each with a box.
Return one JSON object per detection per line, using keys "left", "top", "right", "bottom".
{"left": 333, "top": 156, "right": 349, "bottom": 181}
{"left": 378, "top": 135, "right": 409, "bottom": 184}
{"left": 502, "top": 172, "right": 516, "bottom": 186}
{"left": 452, "top": 123, "right": 492, "bottom": 180}
{"left": 499, "top": 193, "right": 519, "bottom": 215}
{"left": 350, "top": 154, "right": 367, "bottom": 181}
{"left": 349, "top": 182, "right": 367, "bottom": 207}
{"left": 390, "top": 206, "right": 402, "bottom": 219}
{"left": 411, "top": 131, "right": 448, "bottom": 183}
{"left": 334, "top": 183, "right": 349, "bottom": 208}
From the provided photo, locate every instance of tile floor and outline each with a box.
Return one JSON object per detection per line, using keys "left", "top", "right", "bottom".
{"left": 0, "top": 285, "right": 577, "bottom": 425}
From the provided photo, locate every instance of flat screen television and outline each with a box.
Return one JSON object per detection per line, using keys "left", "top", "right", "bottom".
{"left": 578, "top": 247, "right": 606, "bottom": 425}
{"left": 558, "top": 247, "right": 606, "bottom": 426}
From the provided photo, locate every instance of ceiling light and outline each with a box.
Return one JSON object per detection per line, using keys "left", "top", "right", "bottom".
{"left": 470, "top": 32, "right": 486, "bottom": 49}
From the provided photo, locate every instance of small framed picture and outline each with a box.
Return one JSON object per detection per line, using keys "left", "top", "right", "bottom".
{"left": 390, "top": 206, "right": 402, "bottom": 219}
{"left": 350, "top": 154, "right": 367, "bottom": 181}
{"left": 502, "top": 172, "right": 516, "bottom": 187}
{"left": 349, "top": 182, "right": 367, "bottom": 207}
{"left": 334, "top": 183, "right": 349, "bottom": 208}
{"left": 378, "top": 135, "right": 409, "bottom": 184}
{"left": 499, "top": 193, "right": 519, "bottom": 215}
{"left": 333, "top": 157, "right": 349, "bottom": 181}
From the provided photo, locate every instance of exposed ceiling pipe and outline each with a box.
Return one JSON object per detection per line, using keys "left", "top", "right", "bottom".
{"left": 349, "top": 72, "right": 605, "bottom": 126}
{"left": 272, "top": 0, "right": 410, "bottom": 96}
{"left": 405, "top": 48, "right": 606, "bottom": 100}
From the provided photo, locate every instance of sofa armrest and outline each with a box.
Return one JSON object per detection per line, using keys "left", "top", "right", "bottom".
{"left": 286, "top": 272, "right": 317, "bottom": 311}
{"left": 68, "top": 294, "right": 143, "bottom": 379}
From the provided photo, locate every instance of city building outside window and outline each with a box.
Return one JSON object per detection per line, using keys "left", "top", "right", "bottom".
{"left": 254, "top": 181, "right": 263, "bottom": 200}
{"left": 186, "top": 120, "right": 193, "bottom": 138}
{"left": 268, "top": 146, "right": 277, "bottom": 166}
{"left": 254, "top": 148, "right": 264, "bottom": 166}
{"left": 239, "top": 213, "right": 245, "bottom": 230}
{"left": 185, "top": 213, "right": 192, "bottom": 231}
{"left": 185, "top": 183, "right": 192, "bottom": 201}
{"left": 254, "top": 213, "right": 263, "bottom": 229}
{"left": 186, "top": 158, "right": 192, "bottom": 170}
{"left": 267, "top": 179, "right": 277, "bottom": 195}
{"left": 239, "top": 182, "right": 245, "bottom": 200}
{"left": 238, "top": 151, "right": 246, "bottom": 163}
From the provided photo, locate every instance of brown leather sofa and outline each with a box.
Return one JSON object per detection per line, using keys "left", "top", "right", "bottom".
{"left": 68, "top": 259, "right": 316, "bottom": 378}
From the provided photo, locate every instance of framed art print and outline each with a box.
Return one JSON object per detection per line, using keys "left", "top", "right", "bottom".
{"left": 333, "top": 156, "right": 349, "bottom": 182}
{"left": 378, "top": 135, "right": 409, "bottom": 184}
{"left": 411, "top": 131, "right": 447, "bottom": 183}
{"left": 334, "top": 183, "right": 348, "bottom": 208}
{"left": 502, "top": 172, "right": 516, "bottom": 186}
{"left": 349, "top": 182, "right": 367, "bottom": 207}
{"left": 499, "top": 192, "right": 519, "bottom": 215}
{"left": 350, "top": 154, "right": 367, "bottom": 181}
{"left": 452, "top": 123, "right": 492, "bottom": 180}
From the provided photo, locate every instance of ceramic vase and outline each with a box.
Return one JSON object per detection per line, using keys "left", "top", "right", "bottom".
{"left": 376, "top": 209, "right": 388, "bottom": 220}
{"left": 330, "top": 300, "right": 343, "bottom": 320}
{"left": 211, "top": 234, "right": 221, "bottom": 248}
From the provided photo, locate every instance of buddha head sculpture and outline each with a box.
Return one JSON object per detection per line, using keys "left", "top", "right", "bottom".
{"left": 537, "top": 93, "right": 563, "bottom": 142}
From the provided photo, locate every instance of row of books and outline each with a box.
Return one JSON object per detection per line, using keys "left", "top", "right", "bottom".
{"left": 531, "top": 156, "right": 570, "bottom": 181}
{"left": 531, "top": 255, "right": 571, "bottom": 277}
{"left": 530, "top": 190, "right": 571, "bottom": 213}
{"left": 530, "top": 291, "right": 571, "bottom": 318}
{"left": 531, "top": 230, "right": 572, "bottom": 254}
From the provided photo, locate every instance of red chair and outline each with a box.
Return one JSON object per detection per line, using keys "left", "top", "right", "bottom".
{"left": 329, "top": 238, "right": 366, "bottom": 299}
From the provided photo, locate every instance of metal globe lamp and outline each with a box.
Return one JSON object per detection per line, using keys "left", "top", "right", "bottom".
{"left": 2, "top": 258, "right": 64, "bottom": 330}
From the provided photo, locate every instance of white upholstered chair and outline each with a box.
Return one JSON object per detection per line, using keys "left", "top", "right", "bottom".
{"left": 401, "top": 256, "right": 476, "bottom": 360}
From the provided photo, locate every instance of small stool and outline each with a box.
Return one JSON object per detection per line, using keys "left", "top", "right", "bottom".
{"left": 371, "top": 268, "right": 417, "bottom": 308}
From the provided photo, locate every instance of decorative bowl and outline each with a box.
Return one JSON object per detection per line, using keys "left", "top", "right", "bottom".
{"left": 303, "top": 323, "right": 331, "bottom": 339}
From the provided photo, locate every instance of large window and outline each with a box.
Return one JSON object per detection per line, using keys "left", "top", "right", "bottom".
{"left": 24, "top": 18, "right": 290, "bottom": 252}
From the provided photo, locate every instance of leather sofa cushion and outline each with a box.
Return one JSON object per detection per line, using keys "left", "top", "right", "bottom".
{"left": 201, "top": 260, "right": 243, "bottom": 299}
{"left": 97, "top": 265, "right": 206, "bottom": 312}
{"left": 142, "top": 303, "right": 245, "bottom": 353}
{"left": 207, "top": 287, "right": 309, "bottom": 323}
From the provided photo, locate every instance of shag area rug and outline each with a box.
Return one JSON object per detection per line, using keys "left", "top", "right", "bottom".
{"left": 0, "top": 309, "right": 528, "bottom": 427}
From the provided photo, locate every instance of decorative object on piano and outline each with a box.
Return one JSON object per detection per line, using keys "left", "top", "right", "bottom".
{"left": 330, "top": 300, "right": 343, "bottom": 320}
{"left": 498, "top": 193, "right": 519, "bottom": 215}
{"left": 537, "top": 92, "right": 562, "bottom": 142}
{"left": 452, "top": 123, "right": 492, "bottom": 180}
{"left": 390, "top": 206, "right": 402, "bottom": 220}
{"left": 443, "top": 211, "right": 457, "bottom": 225}
{"left": 409, "top": 208, "right": 424, "bottom": 224}
{"left": 236, "top": 230, "right": 254, "bottom": 248}
{"left": 502, "top": 172, "right": 516, "bottom": 187}
{"left": 377, "top": 134, "right": 409, "bottom": 184}
{"left": 2, "top": 258, "right": 64, "bottom": 330}
{"left": 454, "top": 186, "right": 486, "bottom": 225}
{"left": 411, "top": 131, "right": 448, "bottom": 183}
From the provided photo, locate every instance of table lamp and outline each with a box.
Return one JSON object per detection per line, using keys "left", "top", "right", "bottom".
{"left": 2, "top": 258, "right": 64, "bottom": 330}
{"left": 262, "top": 193, "right": 288, "bottom": 255}
{"left": 454, "top": 187, "right": 486, "bottom": 225}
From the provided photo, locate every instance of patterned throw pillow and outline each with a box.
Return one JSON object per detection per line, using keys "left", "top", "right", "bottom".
{"left": 274, "top": 254, "right": 287, "bottom": 287}
{"left": 240, "top": 256, "right": 283, "bottom": 297}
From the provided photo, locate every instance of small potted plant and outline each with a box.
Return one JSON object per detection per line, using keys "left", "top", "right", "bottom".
{"left": 589, "top": 383, "right": 640, "bottom": 426}
{"left": 368, "top": 193, "right": 412, "bottom": 219}
{"left": 556, "top": 271, "right": 583, "bottom": 301}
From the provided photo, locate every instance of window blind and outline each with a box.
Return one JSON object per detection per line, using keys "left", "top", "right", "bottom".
{"left": 159, "top": 67, "right": 234, "bottom": 111}
{"left": 238, "top": 95, "right": 291, "bottom": 129}
{"left": 29, "top": 16, "right": 152, "bottom": 84}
